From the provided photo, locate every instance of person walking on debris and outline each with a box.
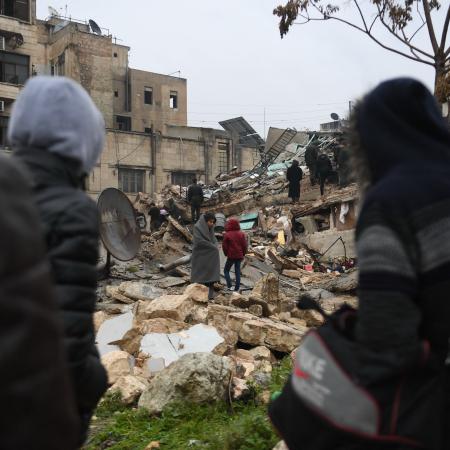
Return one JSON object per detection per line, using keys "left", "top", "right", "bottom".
{"left": 286, "top": 159, "right": 303, "bottom": 203}
{"left": 222, "top": 218, "right": 248, "bottom": 292}
{"left": 148, "top": 202, "right": 161, "bottom": 231}
{"left": 9, "top": 76, "right": 108, "bottom": 446}
{"left": 0, "top": 155, "right": 80, "bottom": 450}
{"left": 191, "top": 212, "right": 220, "bottom": 300}
{"left": 187, "top": 178, "right": 204, "bottom": 222}
{"left": 316, "top": 153, "right": 332, "bottom": 196}
{"left": 270, "top": 78, "right": 450, "bottom": 450}
{"left": 304, "top": 143, "right": 319, "bottom": 185}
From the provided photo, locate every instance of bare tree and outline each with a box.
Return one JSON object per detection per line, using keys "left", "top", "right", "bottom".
{"left": 274, "top": 1, "right": 450, "bottom": 104}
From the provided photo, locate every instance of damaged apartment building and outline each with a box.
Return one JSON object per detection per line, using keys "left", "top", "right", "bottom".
{"left": 0, "top": 0, "right": 260, "bottom": 197}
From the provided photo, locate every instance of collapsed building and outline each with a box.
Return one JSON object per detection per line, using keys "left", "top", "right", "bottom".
{"left": 0, "top": 1, "right": 260, "bottom": 197}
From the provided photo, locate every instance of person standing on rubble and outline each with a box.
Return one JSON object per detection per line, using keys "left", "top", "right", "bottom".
{"left": 148, "top": 202, "right": 161, "bottom": 231}
{"left": 191, "top": 212, "right": 220, "bottom": 300}
{"left": 187, "top": 178, "right": 204, "bottom": 223}
{"left": 286, "top": 159, "right": 303, "bottom": 203}
{"left": 316, "top": 153, "right": 333, "bottom": 196}
{"left": 304, "top": 143, "right": 319, "bottom": 185}
{"left": 0, "top": 154, "right": 80, "bottom": 449}
{"left": 9, "top": 76, "right": 108, "bottom": 446}
{"left": 222, "top": 218, "right": 248, "bottom": 292}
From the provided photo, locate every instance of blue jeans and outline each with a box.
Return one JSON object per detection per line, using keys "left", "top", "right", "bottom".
{"left": 224, "top": 258, "right": 242, "bottom": 291}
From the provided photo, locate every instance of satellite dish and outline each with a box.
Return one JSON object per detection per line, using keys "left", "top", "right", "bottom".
{"left": 48, "top": 6, "right": 59, "bottom": 17}
{"left": 89, "top": 19, "right": 102, "bottom": 35}
{"left": 330, "top": 113, "right": 340, "bottom": 121}
{"left": 98, "top": 188, "right": 141, "bottom": 262}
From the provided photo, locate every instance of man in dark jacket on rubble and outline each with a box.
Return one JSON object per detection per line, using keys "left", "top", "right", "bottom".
{"left": 286, "top": 160, "right": 303, "bottom": 203}
{"left": 316, "top": 153, "right": 333, "bottom": 196}
{"left": 304, "top": 143, "right": 319, "bottom": 185}
{"left": 0, "top": 155, "right": 80, "bottom": 449}
{"left": 187, "top": 178, "right": 204, "bottom": 222}
{"left": 9, "top": 76, "right": 108, "bottom": 445}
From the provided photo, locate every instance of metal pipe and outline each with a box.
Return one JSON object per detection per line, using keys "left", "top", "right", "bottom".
{"left": 159, "top": 255, "right": 191, "bottom": 272}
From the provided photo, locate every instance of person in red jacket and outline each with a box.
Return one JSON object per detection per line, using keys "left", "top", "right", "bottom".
{"left": 222, "top": 218, "right": 248, "bottom": 292}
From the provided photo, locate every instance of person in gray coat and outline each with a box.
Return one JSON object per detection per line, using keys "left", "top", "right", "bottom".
{"left": 191, "top": 212, "right": 220, "bottom": 300}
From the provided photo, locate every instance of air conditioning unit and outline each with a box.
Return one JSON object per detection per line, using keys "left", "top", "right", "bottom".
{"left": 0, "top": 101, "right": 5, "bottom": 113}
{"left": 0, "top": 37, "right": 5, "bottom": 51}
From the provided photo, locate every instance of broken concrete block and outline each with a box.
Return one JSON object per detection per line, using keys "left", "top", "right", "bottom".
{"left": 249, "top": 346, "right": 273, "bottom": 362}
{"left": 248, "top": 304, "right": 263, "bottom": 317}
{"left": 184, "top": 283, "right": 209, "bottom": 304}
{"left": 138, "top": 353, "right": 232, "bottom": 414}
{"left": 235, "top": 349, "right": 255, "bottom": 362}
{"left": 140, "top": 324, "right": 225, "bottom": 369}
{"left": 93, "top": 311, "right": 109, "bottom": 334}
{"left": 118, "top": 282, "right": 165, "bottom": 302}
{"left": 109, "top": 375, "right": 149, "bottom": 405}
{"left": 138, "top": 318, "right": 188, "bottom": 335}
{"left": 264, "top": 321, "right": 306, "bottom": 353}
{"left": 207, "top": 304, "right": 240, "bottom": 326}
{"left": 105, "top": 285, "right": 135, "bottom": 304}
{"left": 291, "top": 308, "right": 324, "bottom": 327}
{"left": 252, "top": 273, "right": 279, "bottom": 305}
{"left": 110, "top": 327, "right": 143, "bottom": 356}
{"left": 96, "top": 311, "right": 134, "bottom": 356}
{"left": 140, "top": 294, "right": 193, "bottom": 322}
{"left": 101, "top": 350, "right": 133, "bottom": 385}
{"left": 232, "top": 377, "right": 249, "bottom": 400}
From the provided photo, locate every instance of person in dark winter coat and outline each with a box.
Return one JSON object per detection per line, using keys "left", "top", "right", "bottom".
{"left": 316, "top": 153, "right": 332, "bottom": 196}
{"left": 187, "top": 178, "right": 204, "bottom": 222}
{"left": 269, "top": 79, "right": 450, "bottom": 450}
{"left": 304, "top": 143, "right": 318, "bottom": 185}
{"left": 286, "top": 160, "right": 303, "bottom": 203}
{"left": 148, "top": 202, "right": 161, "bottom": 231}
{"left": 0, "top": 155, "right": 80, "bottom": 450}
{"left": 191, "top": 212, "right": 220, "bottom": 300}
{"left": 222, "top": 218, "right": 247, "bottom": 292}
{"left": 9, "top": 76, "right": 108, "bottom": 445}
{"left": 348, "top": 78, "right": 450, "bottom": 449}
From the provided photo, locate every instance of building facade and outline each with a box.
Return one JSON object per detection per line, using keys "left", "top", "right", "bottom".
{"left": 0, "top": 0, "right": 259, "bottom": 197}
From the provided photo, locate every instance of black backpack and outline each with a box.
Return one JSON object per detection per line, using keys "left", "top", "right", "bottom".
{"left": 269, "top": 298, "right": 448, "bottom": 450}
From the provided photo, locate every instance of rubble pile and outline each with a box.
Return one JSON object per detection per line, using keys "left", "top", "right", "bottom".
{"left": 96, "top": 140, "right": 360, "bottom": 417}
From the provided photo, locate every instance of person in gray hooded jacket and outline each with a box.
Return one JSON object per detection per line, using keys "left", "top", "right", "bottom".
{"left": 9, "top": 76, "right": 107, "bottom": 445}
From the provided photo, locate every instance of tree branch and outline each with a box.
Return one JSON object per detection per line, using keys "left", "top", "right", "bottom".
{"left": 375, "top": 4, "right": 434, "bottom": 60}
{"left": 440, "top": 6, "right": 450, "bottom": 52}
{"left": 422, "top": 0, "right": 439, "bottom": 54}
{"left": 299, "top": 10, "right": 434, "bottom": 66}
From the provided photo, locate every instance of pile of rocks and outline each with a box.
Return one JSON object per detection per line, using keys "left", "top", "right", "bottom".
{"left": 95, "top": 272, "right": 357, "bottom": 412}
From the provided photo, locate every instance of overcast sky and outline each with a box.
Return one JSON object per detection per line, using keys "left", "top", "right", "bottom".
{"left": 37, "top": 1, "right": 447, "bottom": 138}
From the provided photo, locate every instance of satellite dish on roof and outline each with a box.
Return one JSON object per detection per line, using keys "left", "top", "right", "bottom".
{"left": 48, "top": 6, "right": 59, "bottom": 17}
{"left": 89, "top": 19, "right": 102, "bottom": 35}
{"left": 98, "top": 188, "right": 141, "bottom": 267}
{"left": 330, "top": 113, "right": 340, "bottom": 121}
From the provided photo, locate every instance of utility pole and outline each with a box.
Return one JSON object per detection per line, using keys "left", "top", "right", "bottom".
{"left": 263, "top": 107, "right": 266, "bottom": 139}
{"left": 348, "top": 101, "right": 353, "bottom": 117}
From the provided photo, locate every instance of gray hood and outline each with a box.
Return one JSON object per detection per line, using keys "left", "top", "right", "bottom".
{"left": 8, "top": 76, "right": 105, "bottom": 174}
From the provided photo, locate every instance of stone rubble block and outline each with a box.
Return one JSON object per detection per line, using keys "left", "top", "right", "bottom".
{"left": 184, "top": 283, "right": 209, "bottom": 304}
{"left": 108, "top": 375, "right": 149, "bottom": 405}
{"left": 101, "top": 350, "right": 134, "bottom": 385}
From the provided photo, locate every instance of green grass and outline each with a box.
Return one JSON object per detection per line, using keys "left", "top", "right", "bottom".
{"left": 84, "top": 358, "right": 293, "bottom": 450}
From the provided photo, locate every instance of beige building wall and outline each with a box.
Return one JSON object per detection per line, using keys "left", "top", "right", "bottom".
{"left": 129, "top": 69, "right": 187, "bottom": 133}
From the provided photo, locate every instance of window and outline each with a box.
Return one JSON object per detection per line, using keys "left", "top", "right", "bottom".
{"left": 113, "top": 52, "right": 118, "bottom": 58}
{"left": 0, "top": 0, "right": 29, "bottom": 21}
{"left": 115, "top": 115, "right": 131, "bottom": 131}
{"left": 50, "top": 53, "right": 65, "bottom": 77}
{"left": 218, "top": 141, "right": 229, "bottom": 174}
{"left": 114, "top": 90, "right": 119, "bottom": 98}
{"left": 0, "top": 116, "right": 8, "bottom": 147}
{"left": 169, "top": 91, "right": 178, "bottom": 109}
{"left": 118, "top": 168, "right": 145, "bottom": 193}
{"left": 144, "top": 87, "right": 153, "bottom": 105}
{"left": 172, "top": 171, "right": 194, "bottom": 187}
{"left": 144, "top": 127, "right": 152, "bottom": 134}
{"left": 0, "top": 51, "right": 29, "bottom": 85}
